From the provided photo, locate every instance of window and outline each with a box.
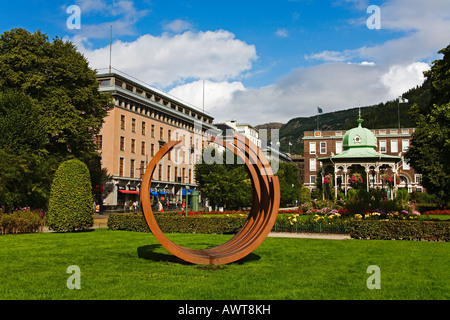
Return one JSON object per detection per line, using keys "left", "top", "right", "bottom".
{"left": 402, "top": 139, "right": 410, "bottom": 152}
{"left": 403, "top": 158, "right": 410, "bottom": 170}
{"left": 120, "top": 136, "right": 125, "bottom": 151}
{"left": 168, "top": 130, "right": 172, "bottom": 141}
{"left": 379, "top": 140, "right": 387, "bottom": 153}
{"left": 391, "top": 140, "right": 398, "bottom": 153}
{"left": 309, "top": 158, "right": 316, "bottom": 172}
{"left": 309, "top": 142, "right": 316, "bottom": 155}
{"left": 151, "top": 144, "right": 155, "bottom": 157}
{"left": 131, "top": 118, "right": 136, "bottom": 133}
{"left": 379, "top": 129, "right": 386, "bottom": 135}
{"left": 189, "top": 169, "right": 192, "bottom": 184}
{"left": 160, "top": 127, "right": 164, "bottom": 140}
{"left": 336, "top": 141, "right": 343, "bottom": 154}
{"left": 310, "top": 175, "right": 316, "bottom": 184}
{"left": 320, "top": 142, "right": 327, "bottom": 154}
{"left": 140, "top": 161, "right": 145, "bottom": 179}
{"left": 390, "top": 129, "right": 398, "bottom": 134}
{"left": 141, "top": 141, "right": 145, "bottom": 155}
{"left": 158, "top": 164, "right": 162, "bottom": 181}
{"left": 182, "top": 168, "right": 186, "bottom": 183}
{"left": 130, "top": 159, "right": 135, "bottom": 178}
{"left": 119, "top": 158, "right": 124, "bottom": 177}
{"left": 415, "top": 174, "right": 422, "bottom": 184}
{"left": 142, "top": 122, "right": 146, "bottom": 135}
{"left": 167, "top": 165, "right": 171, "bottom": 181}
{"left": 120, "top": 115, "right": 125, "bottom": 130}
{"left": 174, "top": 167, "right": 178, "bottom": 182}
{"left": 131, "top": 139, "right": 136, "bottom": 153}
{"left": 151, "top": 124, "right": 155, "bottom": 138}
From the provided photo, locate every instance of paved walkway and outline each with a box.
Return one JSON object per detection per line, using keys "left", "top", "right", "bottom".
{"left": 268, "top": 232, "right": 351, "bottom": 240}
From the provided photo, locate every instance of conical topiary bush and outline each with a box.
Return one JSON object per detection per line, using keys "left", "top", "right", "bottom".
{"left": 47, "top": 159, "right": 94, "bottom": 232}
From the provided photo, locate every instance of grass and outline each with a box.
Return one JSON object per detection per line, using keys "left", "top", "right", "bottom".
{"left": 0, "top": 229, "right": 448, "bottom": 300}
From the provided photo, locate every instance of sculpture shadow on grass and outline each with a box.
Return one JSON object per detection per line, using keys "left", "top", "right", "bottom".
{"left": 137, "top": 244, "right": 261, "bottom": 267}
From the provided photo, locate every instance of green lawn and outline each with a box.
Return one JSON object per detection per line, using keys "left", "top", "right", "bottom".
{"left": 0, "top": 229, "right": 448, "bottom": 300}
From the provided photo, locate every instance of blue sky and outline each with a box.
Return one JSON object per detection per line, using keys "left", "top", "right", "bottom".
{"left": 1, "top": 0, "right": 449, "bottom": 125}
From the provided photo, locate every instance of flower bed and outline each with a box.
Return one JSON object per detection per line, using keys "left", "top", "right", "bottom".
{"left": 423, "top": 210, "right": 450, "bottom": 216}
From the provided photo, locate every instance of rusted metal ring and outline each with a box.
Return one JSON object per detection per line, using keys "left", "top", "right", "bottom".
{"left": 140, "top": 133, "right": 280, "bottom": 265}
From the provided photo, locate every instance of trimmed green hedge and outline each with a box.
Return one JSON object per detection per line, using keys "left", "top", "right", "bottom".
{"left": 350, "top": 220, "right": 450, "bottom": 241}
{"left": 107, "top": 213, "right": 247, "bottom": 234}
{"left": 108, "top": 213, "right": 450, "bottom": 242}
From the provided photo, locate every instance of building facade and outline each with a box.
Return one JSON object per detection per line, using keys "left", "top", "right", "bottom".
{"left": 96, "top": 73, "right": 220, "bottom": 210}
{"left": 303, "top": 125, "right": 423, "bottom": 193}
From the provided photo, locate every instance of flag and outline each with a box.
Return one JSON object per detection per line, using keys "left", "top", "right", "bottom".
{"left": 317, "top": 107, "right": 323, "bottom": 114}
{"left": 289, "top": 142, "right": 292, "bottom": 146}
{"left": 399, "top": 97, "right": 409, "bottom": 103}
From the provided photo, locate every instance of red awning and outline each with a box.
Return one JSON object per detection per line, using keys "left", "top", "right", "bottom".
{"left": 118, "top": 190, "right": 140, "bottom": 194}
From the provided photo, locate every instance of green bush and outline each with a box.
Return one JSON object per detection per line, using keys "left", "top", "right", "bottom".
{"left": 299, "top": 186, "right": 311, "bottom": 205}
{"left": 47, "top": 159, "right": 94, "bottom": 232}
{"left": 349, "top": 220, "right": 450, "bottom": 241}
{"left": 0, "top": 209, "right": 45, "bottom": 234}
{"left": 108, "top": 213, "right": 247, "bottom": 234}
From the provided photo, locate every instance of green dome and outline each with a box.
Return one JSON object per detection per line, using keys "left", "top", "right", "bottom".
{"left": 342, "top": 118, "right": 377, "bottom": 150}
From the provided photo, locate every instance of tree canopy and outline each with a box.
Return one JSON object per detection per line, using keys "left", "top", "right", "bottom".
{"left": 0, "top": 28, "right": 111, "bottom": 210}
{"left": 407, "top": 45, "right": 450, "bottom": 205}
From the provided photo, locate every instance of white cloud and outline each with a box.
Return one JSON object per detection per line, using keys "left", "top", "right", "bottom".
{"left": 168, "top": 80, "right": 246, "bottom": 115}
{"left": 79, "top": 30, "right": 257, "bottom": 88}
{"left": 163, "top": 19, "right": 193, "bottom": 33}
{"left": 380, "top": 62, "right": 430, "bottom": 97}
{"left": 275, "top": 28, "right": 289, "bottom": 38}
{"left": 68, "top": 0, "right": 149, "bottom": 40}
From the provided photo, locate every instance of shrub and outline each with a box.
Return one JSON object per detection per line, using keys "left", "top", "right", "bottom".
{"left": 107, "top": 213, "right": 247, "bottom": 234}
{"left": 349, "top": 220, "right": 450, "bottom": 241}
{"left": 47, "top": 159, "right": 94, "bottom": 232}
{"left": 0, "top": 208, "right": 45, "bottom": 235}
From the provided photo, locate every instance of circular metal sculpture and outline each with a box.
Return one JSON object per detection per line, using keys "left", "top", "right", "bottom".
{"left": 140, "top": 133, "right": 280, "bottom": 265}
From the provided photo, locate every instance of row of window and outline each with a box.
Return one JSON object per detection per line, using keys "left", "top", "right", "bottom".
{"left": 308, "top": 139, "right": 410, "bottom": 155}
{"left": 309, "top": 141, "right": 342, "bottom": 155}
{"left": 118, "top": 157, "right": 192, "bottom": 183}
{"left": 120, "top": 114, "right": 205, "bottom": 148}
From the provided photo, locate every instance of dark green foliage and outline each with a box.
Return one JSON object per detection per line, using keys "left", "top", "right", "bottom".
{"left": 299, "top": 186, "right": 311, "bottom": 205}
{"left": 47, "top": 159, "right": 94, "bottom": 232}
{"left": 407, "top": 45, "right": 450, "bottom": 205}
{"left": 194, "top": 147, "right": 252, "bottom": 210}
{"left": 107, "top": 213, "right": 247, "bottom": 234}
{"left": 350, "top": 220, "right": 450, "bottom": 241}
{"left": 277, "top": 161, "right": 302, "bottom": 206}
{"left": 0, "top": 28, "right": 112, "bottom": 210}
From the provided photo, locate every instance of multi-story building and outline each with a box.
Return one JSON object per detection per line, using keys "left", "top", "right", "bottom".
{"left": 302, "top": 124, "right": 423, "bottom": 193}
{"left": 96, "top": 73, "right": 220, "bottom": 210}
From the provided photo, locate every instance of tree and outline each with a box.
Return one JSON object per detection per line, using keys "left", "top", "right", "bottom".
{"left": 276, "top": 161, "right": 301, "bottom": 206}
{"left": 407, "top": 45, "right": 450, "bottom": 205}
{"left": 47, "top": 159, "right": 94, "bottom": 232}
{"left": 0, "top": 28, "right": 112, "bottom": 209}
{"left": 195, "top": 147, "right": 252, "bottom": 210}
